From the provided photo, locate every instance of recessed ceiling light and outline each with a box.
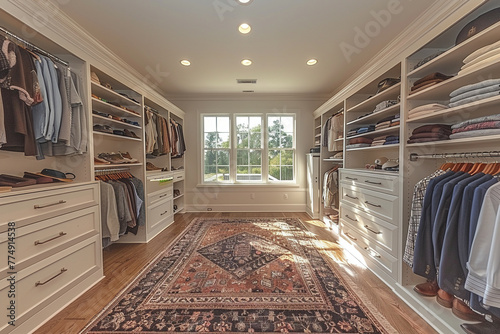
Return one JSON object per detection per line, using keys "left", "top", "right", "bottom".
{"left": 180, "top": 59, "right": 191, "bottom": 66}
{"left": 307, "top": 59, "right": 318, "bottom": 66}
{"left": 241, "top": 59, "right": 252, "bottom": 66}
{"left": 239, "top": 23, "right": 251, "bottom": 34}
{"left": 237, "top": 0, "right": 253, "bottom": 5}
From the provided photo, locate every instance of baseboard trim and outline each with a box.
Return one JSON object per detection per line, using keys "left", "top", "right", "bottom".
{"left": 186, "top": 204, "right": 306, "bottom": 212}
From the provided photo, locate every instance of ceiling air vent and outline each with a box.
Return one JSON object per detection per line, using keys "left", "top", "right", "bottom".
{"left": 242, "top": 90, "right": 254, "bottom": 93}
{"left": 237, "top": 79, "right": 257, "bottom": 84}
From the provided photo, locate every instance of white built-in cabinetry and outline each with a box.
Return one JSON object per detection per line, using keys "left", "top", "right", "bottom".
{"left": 0, "top": 5, "right": 186, "bottom": 333}
{"left": 0, "top": 182, "right": 102, "bottom": 334}
{"left": 314, "top": 1, "right": 500, "bottom": 333}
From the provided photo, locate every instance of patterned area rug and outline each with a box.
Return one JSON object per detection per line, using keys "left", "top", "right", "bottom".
{"left": 82, "top": 218, "right": 397, "bottom": 333}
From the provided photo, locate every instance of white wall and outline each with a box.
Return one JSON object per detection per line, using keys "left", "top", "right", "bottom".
{"left": 170, "top": 96, "right": 324, "bottom": 212}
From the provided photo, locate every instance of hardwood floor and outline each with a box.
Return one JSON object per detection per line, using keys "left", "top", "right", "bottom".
{"left": 34, "top": 212, "right": 437, "bottom": 334}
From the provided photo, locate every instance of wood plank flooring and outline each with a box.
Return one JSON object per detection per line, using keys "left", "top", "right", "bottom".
{"left": 34, "top": 212, "right": 437, "bottom": 334}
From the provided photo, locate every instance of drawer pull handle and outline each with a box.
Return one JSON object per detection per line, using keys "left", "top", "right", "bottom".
{"left": 365, "top": 201, "right": 382, "bottom": 208}
{"left": 345, "top": 194, "right": 359, "bottom": 200}
{"left": 34, "top": 232, "right": 67, "bottom": 245}
{"left": 35, "top": 268, "right": 67, "bottom": 287}
{"left": 346, "top": 177, "right": 358, "bottom": 181}
{"left": 160, "top": 210, "right": 169, "bottom": 216}
{"left": 159, "top": 194, "right": 168, "bottom": 198}
{"left": 364, "top": 225, "right": 382, "bottom": 235}
{"left": 364, "top": 247, "right": 381, "bottom": 258}
{"left": 345, "top": 232, "right": 357, "bottom": 241}
{"left": 345, "top": 214, "right": 358, "bottom": 222}
{"left": 365, "top": 180, "right": 382, "bottom": 185}
{"left": 34, "top": 200, "right": 66, "bottom": 209}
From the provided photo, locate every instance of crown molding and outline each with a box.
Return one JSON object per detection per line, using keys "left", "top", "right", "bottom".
{"left": 167, "top": 92, "right": 330, "bottom": 103}
{"left": 4, "top": 0, "right": 184, "bottom": 118}
{"left": 313, "top": 0, "right": 486, "bottom": 118}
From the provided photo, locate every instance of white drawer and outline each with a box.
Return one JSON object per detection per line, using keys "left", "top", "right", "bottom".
{"left": 148, "top": 197, "right": 173, "bottom": 230}
{"left": 340, "top": 205, "right": 398, "bottom": 256}
{"left": 340, "top": 184, "right": 398, "bottom": 223}
{"left": 340, "top": 169, "right": 398, "bottom": 195}
{"left": 147, "top": 187, "right": 173, "bottom": 205}
{"left": 340, "top": 223, "right": 398, "bottom": 280}
{"left": 1, "top": 238, "right": 100, "bottom": 328}
{"left": 0, "top": 206, "right": 99, "bottom": 278}
{"left": 173, "top": 171, "right": 184, "bottom": 182}
{"left": 146, "top": 172, "right": 174, "bottom": 194}
{"left": 0, "top": 184, "right": 98, "bottom": 226}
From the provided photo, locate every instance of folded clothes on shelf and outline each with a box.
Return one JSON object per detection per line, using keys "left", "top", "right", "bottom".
{"left": 0, "top": 174, "right": 37, "bottom": 187}
{"left": 408, "top": 103, "right": 449, "bottom": 119}
{"left": 409, "top": 72, "right": 454, "bottom": 95}
{"left": 449, "top": 79, "right": 500, "bottom": 107}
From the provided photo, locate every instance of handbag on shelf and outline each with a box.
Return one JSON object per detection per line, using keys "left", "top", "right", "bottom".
{"left": 376, "top": 77, "right": 400, "bottom": 94}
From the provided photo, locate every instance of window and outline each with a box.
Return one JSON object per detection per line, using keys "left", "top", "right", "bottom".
{"left": 268, "top": 115, "right": 294, "bottom": 181}
{"left": 202, "top": 114, "right": 295, "bottom": 184}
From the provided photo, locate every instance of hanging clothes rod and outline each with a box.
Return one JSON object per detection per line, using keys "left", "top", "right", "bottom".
{"left": 95, "top": 167, "right": 131, "bottom": 174}
{"left": 0, "top": 26, "right": 69, "bottom": 67}
{"left": 410, "top": 151, "right": 500, "bottom": 161}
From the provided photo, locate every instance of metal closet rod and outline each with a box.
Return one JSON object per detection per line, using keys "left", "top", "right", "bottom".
{"left": 95, "top": 167, "right": 131, "bottom": 174}
{"left": 410, "top": 151, "right": 500, "bottom": 161}
{"left": 0, "top": 26, "right": 69, "bottom": 67}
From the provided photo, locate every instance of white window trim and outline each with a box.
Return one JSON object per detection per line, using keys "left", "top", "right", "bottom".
{"left": 200, "top": 113, "right": 296, "bottom": 186}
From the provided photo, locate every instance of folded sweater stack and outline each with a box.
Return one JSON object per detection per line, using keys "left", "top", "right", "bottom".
{"left": 408, "top": 103, "right": 449, "bottom": 119}
{"left": 450, "top": 114, "right": 500, "bottom": 140}
{"left": 459, "top": 40, "right": 500, "bottom": 76}
{"left": 409, "top": 72, "right": 454, "bottom": 95}
{"left": 449, "top": 79, "right": 500, "bottom": 108}
{"left": 407, "top": 124, "right": 452, "bottom": 144}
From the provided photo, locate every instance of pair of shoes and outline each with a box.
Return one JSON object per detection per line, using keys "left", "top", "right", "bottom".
{"left": 98, "top": 152, "right": 137, "bottom": 164}
{"left": 452, "top": 298, "right": 484, "bottom": 322}
{"left": 146, "top": 162, "right": 162, "bottom": 171}
{"left": 436, "top": 289, "right": 454, "bottom": 308}
{"left": 461, "top": 320, "right": 499, "bottom": 334}
{"left": 94, "top": 156, "right": 110, "bottom": 165}
{"left": 93, "top": 124, "right": 113, "bottom": 134}
{"left": 414, "top": 280, "right": 439, "bottom": 297}
{"left": 124, "top": 129, "right": 140, "bottom": 139}
{"left": 119, "top": 152, "right": 138, "bottom": 163}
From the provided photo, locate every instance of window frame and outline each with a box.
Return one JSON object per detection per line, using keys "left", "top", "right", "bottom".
{"left": 200, "top": 113, "right": 296, "bottom": 185}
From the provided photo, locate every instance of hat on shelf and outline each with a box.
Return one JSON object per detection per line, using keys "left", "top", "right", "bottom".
{"left": 90, "top": 71, "right": 100, "bottom": 84}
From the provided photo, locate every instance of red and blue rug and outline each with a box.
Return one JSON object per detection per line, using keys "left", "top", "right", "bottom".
{"left": 81, "top": 217, "right": 397, "bottom": 333}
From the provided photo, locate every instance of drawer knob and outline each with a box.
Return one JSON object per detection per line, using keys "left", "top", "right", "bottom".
{"left": 346, "top": 177, "right": 358, "bottom": 180}
{"left": 35, "top": 268, "right": 67, "bottom": 287}
{"left": 160, "top": 210, "right": 169, "bottom": 216}
{"left": 364, "top": 247, "right": 381, "bottom": 258}
{"left": 345, "top": 232, "right": 357, "bottom": 241}
{"left": 345, "top": 194, "right": 359, "bottom": 200}
{"left": 34, "top": 200, "right": 66, "bottom": 209}
{"left": 365, "top": 201, "right": 382, "bottom": 208}
{"left": 365, "top": 180, "right": 382, "bottom": 185}
{"left": 345, "top": 214, "right": 358, "bottom": 222}
{"left": 364, "top": 225, "right": 382, "bottom": 235}
{"left": 34, "top": 232, "right": 67, "bottom": 245}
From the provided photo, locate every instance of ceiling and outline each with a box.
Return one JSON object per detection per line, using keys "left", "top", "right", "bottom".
{"left": 56, "top": 0, "right": 437, "bottom": 98}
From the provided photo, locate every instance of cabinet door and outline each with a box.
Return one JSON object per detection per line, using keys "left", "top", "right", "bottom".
{"left": 306, "top": 154, "right": 320, "bottom": 218}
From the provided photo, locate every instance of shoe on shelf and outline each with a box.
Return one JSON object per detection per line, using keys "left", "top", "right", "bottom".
{"left": 94, "top": 156, "right": 110, "bottom": 165}
{"left": 436, "top": 289, "right": 454, "bottom": 308}
{"left": 452, "top": 298, "right": 485, "bottom": 322}
{"left": 98, "top": 152, "right": 129, "bottom": 164}
{"left": 93, "top": 124, "right": 113, "bottom": 134}
{"left": 146, "top": 162, "right": 162, "bottom": 171}
{"left": 461, "top": 320, "right": 499, "bottom": 334}
{"left": 123, "top": 129, "right": 140, "bottom": 139}
{"left": 119, "top": 152, "right": 138, "bottom": 163}
{"left": 414, "top": 279, "right": 439, "bottom": 297}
